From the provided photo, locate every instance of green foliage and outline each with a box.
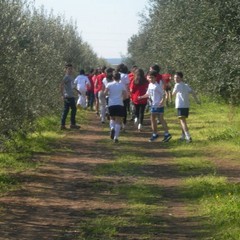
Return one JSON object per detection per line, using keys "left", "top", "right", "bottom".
{"left": 78, "top": 216, "right": 127, "bottom": 240}
{"left": 167, "top": 99, "right": 240, "bottom": 239}
{"left": 202, "top": 192, "right": 240, "bottom": 240}
{"left": 94, "top": 153, "right": 145, "bottom": 176}
{"left": 0, "top": 174, "right": 18, "bottom": 193}
{"left": 183, "top": 176, "right": 240, "bottom": 239}
{"left": 0, "top": 114, "right": 63, "bottom": 194}
{"left": 183, "top": 175, "right": 228, "bottom": 198}
{"left": 0, "top": 0, "right": 101, "bottom": 139}
{"left": 127, "top": 0, "right": 240, "bottom": 104}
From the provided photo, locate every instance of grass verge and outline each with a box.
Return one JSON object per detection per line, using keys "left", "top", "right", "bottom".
{"left": 0, "top": 115, "right": 64, "bottom": 194}
{"left": 165, "top": 96, "right": 240, "bottom": 239}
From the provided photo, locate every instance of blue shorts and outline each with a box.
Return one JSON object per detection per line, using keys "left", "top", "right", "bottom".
{"left": 151, "top": 106, "right": 164, "bottom": 114}
{"left": 177, "top": 108, "right": 189, "bottom": 118}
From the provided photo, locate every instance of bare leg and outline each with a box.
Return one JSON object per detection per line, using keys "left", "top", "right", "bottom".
{"left": 179, "top": 118, "right": 188, "bottom": 133}
{"left": 151, "top": 114, "right": 158, "bottom": 134}
{"left": 114, "top": 117, "right": 123, "bottom": 140}
{"left": 180, "top": 117, "right": 191, "bottom": 140}
{"left": 158, "top": 114, "right": 169, "bottom": 133}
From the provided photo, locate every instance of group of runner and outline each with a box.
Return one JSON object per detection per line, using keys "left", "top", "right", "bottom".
{"left": 60, "top": 63, "right": 200, "bottom": 143}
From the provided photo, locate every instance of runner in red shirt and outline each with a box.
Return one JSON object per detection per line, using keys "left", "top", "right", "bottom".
{"left": 128, "top": 65, "right": 138, "bottom": 121}
{"left": 149, "top": 64, "right": 166, "bottom": 89}
{"left": 162, "top": 73, "right": 172, "bottom": 106}
{"left": 95, "top": 66, "right": 107, "bottom": 121}
{"left": 93, "top": 68, "right": 101, "bottom": 115}
{"left": 86, "top": 69, "right": 95, "bottom": 111}
{"left": 130, "top": 68, "right": 149, "bottom": 131}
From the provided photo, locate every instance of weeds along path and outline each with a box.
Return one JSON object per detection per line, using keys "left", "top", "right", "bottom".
{"left": 0, "top": 112, "right": 206, "bottom": 240}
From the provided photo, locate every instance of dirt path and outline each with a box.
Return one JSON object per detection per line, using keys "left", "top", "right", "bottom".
{"left": 0, "top": 112, "right": 207, "bottom": 240}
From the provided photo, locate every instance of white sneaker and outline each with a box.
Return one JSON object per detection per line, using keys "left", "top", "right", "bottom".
{"left": 186, "top": 137, "right": 192, "bottom": 143}
{"left": 138, "top": 123, "right": 142, "bottom": 131}
{"left": 101, "top": 117, "right": 105, "bottom": 123}
{"left": 134, "top": 117, "right": 138, "bottom": 124}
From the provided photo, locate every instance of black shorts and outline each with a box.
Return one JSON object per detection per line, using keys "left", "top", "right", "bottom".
{"left": 109, "top": 105, "right": 125, "bottom": 117}
{"left": 177, "top": 108, "right": 189, "bottom": 118}
{"left": 165, "top": 86, "right": 172, "bottom": 91}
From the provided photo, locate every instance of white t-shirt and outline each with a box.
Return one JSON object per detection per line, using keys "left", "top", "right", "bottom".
{"left": 102, "top": 78, "right": 111, "bottom": 88}
{"left": 106, "top": 81, "right": 125, "bottom": 106}
{"left": 172, "top": 82, "right": 192, "bottom": 108}
{"left": 74, "top": 75, "right": 90, "bottom": 92}
{"left": 120, "top": 73, "right": 130, "bottom": 97}
{"left": 147, "top": 82, "right": 164, "bottom": 107}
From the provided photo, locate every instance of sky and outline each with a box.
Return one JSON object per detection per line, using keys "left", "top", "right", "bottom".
{"left": 33, "top": 0, "right": 149, "bottom": 59}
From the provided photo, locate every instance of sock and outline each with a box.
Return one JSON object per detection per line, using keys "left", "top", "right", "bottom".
{"left": 114, "top": 123, "right": 121, "bottom": 139}
{"left": 110, "top": 120, "right": 115, "bottom": 130}
{"left": 185, "top": 131, "right": 191, "bottom": 140}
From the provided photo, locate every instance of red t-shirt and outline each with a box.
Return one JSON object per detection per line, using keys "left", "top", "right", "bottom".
{"left": 128, "top": 72, "right": 135, "bottom": 84}
{"left": 92, "top": 75, "right": 98, "bottom": 94}
{"left": 156, "top": 73, "right": 167, "bottom": 89}
{"left": 162, "top": 73, "right": 172, "bottom": 90}
{"left": 162, "top": 73, "right": 171, "bottom": 84}
{"left": 87, "top": 74, "right": 94, "bottom": 91}
{"left": 94, "top": 73, "right": 106, "bottom": 93}
{"left": 130, "top": 80, "right": 149, "bottom": 105}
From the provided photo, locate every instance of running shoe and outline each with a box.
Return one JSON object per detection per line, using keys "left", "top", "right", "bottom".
{"left": 70, "top": 125, "right": 81, "bottom": 129}
{"left": 149, "top": 134, "right": 159, "bottom": 142}
{"left": 162, "top": 134, "right": 172, "bottom": 142}
{"left": 134, "top": 117, "right": 138, "bottom": 124}
{"left": 60, "top": 125, "right": 67, "bottom": 130}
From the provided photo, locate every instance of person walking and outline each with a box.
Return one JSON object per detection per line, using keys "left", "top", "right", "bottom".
{"left": 172, "top": 72, "right": 200, "bottom": 143}
{"left": 116, "top": 63, "right": 130, "bottom": 131}
{"left": 60, "top": 63, "right": 80, "bottom": 130}
{"left": 129, "top": 68, "right": 149, "bottom": 132}
{"left": 128, "top": 65, "right": 138, "bottom": 121}
{"left": 86, "top": 68, "right": 95, "bottom": 111}
{"left": 74, "top": 69, "right": 91, "bottom": 109}
{"left": 104, "top": 71, "right": 127, "bottom": 143}
{"left": 149, "top": 64, "right": 165, "bottom": 124}
{"left": 95, "top": 66, "right": 107, "bottom": 119}
{"left": 92, "top": 68, "right": 100, "bottom": 115}
{"left": 162, "top": 73, "right": 173, "bottom": 106}
{"left": 102, "top": 67, "right": 114, "bottom": 122}
{"left": 139, "top": 70, "right": 172, "bottom": 142}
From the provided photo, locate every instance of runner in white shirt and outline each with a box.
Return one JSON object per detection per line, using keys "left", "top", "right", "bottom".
{"left": 74, "top": 69, "right": 91, "bottom": 109}
{"left": 105, "top": 71, "right": 127, "bottom": 143}
{"left": 139, "top": 70, "right": 172, "bottom": 142}
{"left": 172, "top": 72, "right": 200, "bottom": 143}
{"left": 117, "top": 64, "right": 130, "bottom": 131}
{"left": 99, "top": 68, "right": 114, "bottom": 123}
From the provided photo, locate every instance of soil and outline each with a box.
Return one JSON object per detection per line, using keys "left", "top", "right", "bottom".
{"left": 0, "top": 112, "right": 238, "bottom": 240}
